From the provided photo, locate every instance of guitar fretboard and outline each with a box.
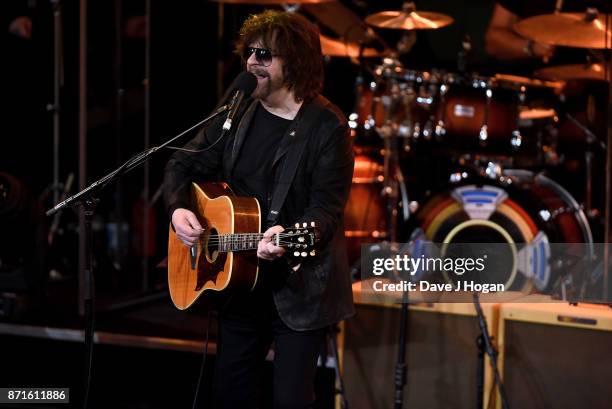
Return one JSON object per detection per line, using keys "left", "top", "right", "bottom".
{"left": 216, "top": 233, "right": 266, "bottom": 252}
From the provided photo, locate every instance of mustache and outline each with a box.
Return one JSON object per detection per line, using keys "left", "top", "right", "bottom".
{"left": 249, "top": 68, "right": 270, "bottom": 78}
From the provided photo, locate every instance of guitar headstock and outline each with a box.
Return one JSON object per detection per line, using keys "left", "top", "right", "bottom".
{"left": 279, "top": 221, "right": 318, "bottom": 258}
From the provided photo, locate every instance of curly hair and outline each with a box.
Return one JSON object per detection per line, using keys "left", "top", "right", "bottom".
{"left": 235, "top": 10, "right": 324, "bottom": 102}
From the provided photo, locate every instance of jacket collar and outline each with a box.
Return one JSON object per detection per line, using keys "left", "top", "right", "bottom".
{"left": 228, "top": 99, "right": 259, "bottom": 172}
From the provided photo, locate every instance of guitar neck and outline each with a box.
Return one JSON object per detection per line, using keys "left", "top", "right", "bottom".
{"left": 216, "top": 233, "right": 266, "bottom": 253}
{"left": 213, "top": 225, "right": 315, "bottom": 255}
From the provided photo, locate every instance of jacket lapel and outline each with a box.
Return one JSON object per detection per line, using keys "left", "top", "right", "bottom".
{"left": 228, "top": 99, "right": 259, "bottom": 173}
{"left": 271, "top": 97, "right": 318, "bottom": 168}
{"left": 271, "top": 123, "right": 299, "bottom": 168}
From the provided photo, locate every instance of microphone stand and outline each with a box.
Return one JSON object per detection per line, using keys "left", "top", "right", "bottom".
{"left": 393, "top": 277, "right": 410, "bottom": 409}
{"left": 45, "top": 104, "right": 229, "bottom": 407}
{"left": 383, "top": 129, "right": 409, "bottom": 409}
{"left": 473, "top": 291, "right": 510, "bottom": 409}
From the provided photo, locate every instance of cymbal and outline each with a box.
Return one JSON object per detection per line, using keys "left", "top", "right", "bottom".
{"left": 534, "top": 63, "right": 609, "bottom": 82}
{"left": 494, "top": 73, "right": 565, "bottom": 90}
{"left": 319, "top": 34, "right": 384, "bottom": 58}
{"left": 514, "top": 12, "right": 612, "bottom": 49}
{"left": 210, "top": 0, "right": 334, "bottom": 4}
{"left": 519, "top": 108, "right": 557, "bottom": 120}
{"left": 365, "top": 7, "right": 453, "bottom": 30}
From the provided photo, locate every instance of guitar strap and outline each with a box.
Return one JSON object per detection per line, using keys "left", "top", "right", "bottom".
{"left": 266, "top": 95, "right": 328, "bottom": 227}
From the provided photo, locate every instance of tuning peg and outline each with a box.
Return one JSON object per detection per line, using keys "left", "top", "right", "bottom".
{"left": 298, "top": 237, "right": 305, "bottom": 243}
{"left": 310, "top": 221, "right": 315, "bottom": 227}
{"left": 310, "top": 250, "right": 316, "bottom": 256}
{"left": 295, "top": 223, "right": 300, "bottom": 228}
{"left": 288, "top": 243, "right": 293, "bottom": 248}
{"left": 302, "top": 222, "right": 307, "bottom": 228}
{"left": 301, "top": 252, "right": 307, "bottom": 257}
{"left": 294, "top": 251, "right": 300, "bottom": 257}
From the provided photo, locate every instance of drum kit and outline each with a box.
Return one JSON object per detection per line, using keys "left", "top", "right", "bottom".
{"left": 341, "top": 2, "right": 611, "bottom": 299}
{"left": 210, "top": 0, "right": 610, "bottom": 298}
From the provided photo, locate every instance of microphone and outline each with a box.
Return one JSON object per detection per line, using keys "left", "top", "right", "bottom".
{"left": 222, "top": 71, "right": 258, "bottom": 132}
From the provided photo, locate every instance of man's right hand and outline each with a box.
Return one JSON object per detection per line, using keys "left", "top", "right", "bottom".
{"left": 171, "top": 208, "right": 205, "bottom": 247}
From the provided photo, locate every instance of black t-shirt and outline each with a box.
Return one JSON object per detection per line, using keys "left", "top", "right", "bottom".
{"left": 498, "top": 0, "right": 610, "bottom": 17}
{"left": 232, "top": 103, "right": 292, "bottom": 224}
{"left": 226, "top": 103, "right": 292, "bottom": 314}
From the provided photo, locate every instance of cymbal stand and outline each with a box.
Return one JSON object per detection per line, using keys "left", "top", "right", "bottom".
{"left": 565, "top": 113, "right": 606, "bottom": 217}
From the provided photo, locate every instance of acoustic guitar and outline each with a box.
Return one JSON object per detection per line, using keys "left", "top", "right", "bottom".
{"left": 167, "top": 182, "right": 317, "bottom": 310}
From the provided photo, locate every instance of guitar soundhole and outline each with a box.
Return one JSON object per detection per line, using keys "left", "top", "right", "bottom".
{"left": 205, "top": 227, "right": 219, "bottom": 262}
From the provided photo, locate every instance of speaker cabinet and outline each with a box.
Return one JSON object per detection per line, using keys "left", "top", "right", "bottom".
{"left": 497, "top": 302, "right": 612, "bottom": 409}
{"left": 342, "top": 301, "right": 498, "bottom": 409}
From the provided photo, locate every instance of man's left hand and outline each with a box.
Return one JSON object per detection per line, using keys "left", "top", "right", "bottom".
{"left": 257, "top": 225, "right": 286, "bottom": 260}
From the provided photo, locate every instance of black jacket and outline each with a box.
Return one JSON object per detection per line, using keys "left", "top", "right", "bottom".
{"left": 163, "top": 95, "right": 355, "bottom": 330}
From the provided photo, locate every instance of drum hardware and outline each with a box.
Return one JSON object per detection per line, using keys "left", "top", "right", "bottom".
{"left": 510, "top": 130, "right": 523, "bottom": 149}
{"left": 477, "top": 87, "right": 491, "bottom": 145}
{"left": 451, "top": 157, "right": 514, "bottom": 184}
{"left": 434, "top": 83, "right": 448, "bottom": 137}
{"left": 449, "top": 171, "right": 470, "bottom": 184}
{"left": 484, "top": 161, "right": 503, "bottom": 180}
{"left": 564, "top": 112, "right": 607, "bottom": 217}
{"left": 396, "top": 31, "right": 417, "bottom": 55}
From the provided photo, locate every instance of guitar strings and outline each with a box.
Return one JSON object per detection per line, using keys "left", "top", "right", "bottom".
{"left": 199, "top": 240, "right": 310, "bottom": 246}
{"left": 201, "top": 240, "right": 310, "bottom": 245}
{"left": 200, "top": 232, "right": 312, "bottom": 243}
{"left": 197, "top": 238, "right": 311, "bottom": 247}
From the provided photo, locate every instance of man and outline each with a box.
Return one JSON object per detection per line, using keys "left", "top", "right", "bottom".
{"left": 163, "top": 10, "right": 355, "bottom": 408}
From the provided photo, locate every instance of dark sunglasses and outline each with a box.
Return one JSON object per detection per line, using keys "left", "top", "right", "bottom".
{"left": 243, "top": 47, "right": 277, "bottom": 67}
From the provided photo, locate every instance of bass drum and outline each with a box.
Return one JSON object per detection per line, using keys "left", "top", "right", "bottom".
{"left": 344, "top": 155, "right": 386, "bottom": 265}
{"left": 411, "top": 169, "right": 593, "bottom": 293}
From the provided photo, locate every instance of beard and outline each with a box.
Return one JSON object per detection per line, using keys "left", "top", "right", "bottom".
{"left": 249, "top": 67, "right": 284, "bottom": 101}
